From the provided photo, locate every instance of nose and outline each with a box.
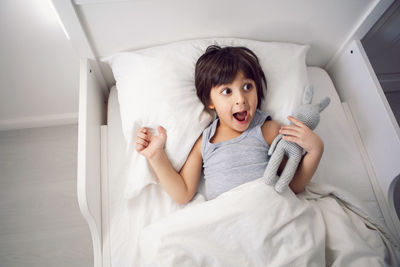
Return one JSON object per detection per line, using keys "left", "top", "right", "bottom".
{"left": 235, "top": 91, "right": 246, "bottom": 105}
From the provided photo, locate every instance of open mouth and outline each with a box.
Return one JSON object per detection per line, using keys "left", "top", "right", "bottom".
{"left": 233, "top": 111, "right": 248, "bottom": 123}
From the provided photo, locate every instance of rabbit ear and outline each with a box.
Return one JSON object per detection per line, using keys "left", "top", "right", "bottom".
{"left": 302, "top": 85, "right": 314, "bottom": 104}
{"left": 318, "top": 97, "right": 331, "bottom": 112}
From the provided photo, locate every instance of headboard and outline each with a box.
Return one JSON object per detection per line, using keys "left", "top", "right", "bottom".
{"left": 54, "top": 0, "right": 391, "bottom": 87}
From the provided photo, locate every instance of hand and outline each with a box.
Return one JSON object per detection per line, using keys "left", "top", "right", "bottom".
{"left": 279, "top": 116, "right": 324, "bottom": 155}
{"left": 135, "top": 126, "right": 167, "bottom": 159}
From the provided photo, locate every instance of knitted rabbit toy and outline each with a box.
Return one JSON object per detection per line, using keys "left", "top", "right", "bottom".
{"left": 264, "top": 85, "right": 330, "bottom": 193}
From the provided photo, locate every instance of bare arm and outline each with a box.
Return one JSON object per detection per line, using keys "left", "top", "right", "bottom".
{"left": 136, "top": 126, "right": 203, "bottom": 204}
{"left": 279, "top": 116, "right": 324, "bottom": 193}
{"left": 262, "top": 117, "right": 323, "bottom": 194}
{"left": 262, "top": 119, "right": 288, "bottom": 172}
{"left": 288, "top": 147, "right": 323, "bottom": 193}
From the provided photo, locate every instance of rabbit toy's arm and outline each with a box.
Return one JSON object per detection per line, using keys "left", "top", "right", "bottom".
{"left": 268, "top": 134, "right": 283, "bottom": 156}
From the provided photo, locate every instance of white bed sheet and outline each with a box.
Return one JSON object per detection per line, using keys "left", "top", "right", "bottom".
{"left": 106, "top": 67, "right": 386, "bottom": 266}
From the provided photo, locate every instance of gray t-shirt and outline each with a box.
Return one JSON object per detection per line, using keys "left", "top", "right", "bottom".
{"left": 201, "top": 109, "right": 271, "bottom": 200}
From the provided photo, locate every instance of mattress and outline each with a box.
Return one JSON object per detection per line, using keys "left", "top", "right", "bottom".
{"left": 106, "top": 66, "right": 384, "bottom": 266}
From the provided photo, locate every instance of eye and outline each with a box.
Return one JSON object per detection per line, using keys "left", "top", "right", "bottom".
{"left": 221, "top": 88, "right": 231, "bottom": 95}
{"left": 243, "top": 83, "right": 253, "bottom": 91}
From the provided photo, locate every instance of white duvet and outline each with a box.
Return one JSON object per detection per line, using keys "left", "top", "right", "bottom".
{"left": 137, "top": 179, "right": 399, "bottom": 267}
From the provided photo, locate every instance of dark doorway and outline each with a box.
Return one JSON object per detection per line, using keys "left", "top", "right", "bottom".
{"left": 362, "top": 1, "right": 400, "bottom": 128}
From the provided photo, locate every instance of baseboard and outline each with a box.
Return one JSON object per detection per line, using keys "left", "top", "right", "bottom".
{"left": 0, "top": 112, "right": 78, "bottom": 131}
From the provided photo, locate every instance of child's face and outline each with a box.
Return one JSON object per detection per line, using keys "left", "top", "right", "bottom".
{"left": 209, "top": 71, "right": 258, "bottom": 133}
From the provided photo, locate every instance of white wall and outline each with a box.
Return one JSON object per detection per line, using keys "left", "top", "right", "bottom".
{"left": 75, "top": 0, "right": 376, "bottom": 67}
{"left": 0, "top": 0, "right": 80, "bottom": 130}
{"left": 0, "top": 0, "right": 386, "bottom": 130}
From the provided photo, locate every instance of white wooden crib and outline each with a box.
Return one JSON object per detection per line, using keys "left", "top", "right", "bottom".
{"left": 53, "top": 0, "right": 400, "bottom": 266}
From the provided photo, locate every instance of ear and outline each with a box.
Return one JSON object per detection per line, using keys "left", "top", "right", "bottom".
{"left": 208, "top": 99, "right": 215, "bottom": 110}
{"left": 318, "top": 97, "right": 330, "bottom": 112}
{"left": 302, "top": 85, "right": 314, "bottom": 105}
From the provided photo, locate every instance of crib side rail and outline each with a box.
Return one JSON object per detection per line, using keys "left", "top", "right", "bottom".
{"left": 77, "top": 58, "right": 108, "bottom": 267}
{"left": 328, "top": 40, "right": 400, "bottom": 241}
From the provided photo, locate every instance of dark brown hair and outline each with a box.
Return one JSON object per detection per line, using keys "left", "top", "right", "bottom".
{"left": 195, "top": 45, "right": 267, "bottom": 110}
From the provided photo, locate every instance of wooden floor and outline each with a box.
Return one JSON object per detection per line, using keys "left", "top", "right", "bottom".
{"left": 0, "top": 125, "right": 93, "bottom": 267}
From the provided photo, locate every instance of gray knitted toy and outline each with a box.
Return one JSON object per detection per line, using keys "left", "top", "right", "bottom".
{"left": 264, "top": 85, "right": 330, "bottom": 193}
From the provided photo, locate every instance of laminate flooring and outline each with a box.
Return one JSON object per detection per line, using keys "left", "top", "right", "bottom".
{"left": 0, "top": 125, "right": 92, "bottom": 267}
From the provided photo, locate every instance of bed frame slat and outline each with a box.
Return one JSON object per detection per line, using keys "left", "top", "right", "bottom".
{"left": 77, "top": 58, "right": 107, "bottom": 267}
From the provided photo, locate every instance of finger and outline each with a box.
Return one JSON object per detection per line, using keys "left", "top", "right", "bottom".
{"left": 141, "top": 127, "right": 154, "bottom": 139}
{"left": 135, "top": 138, "right": 148, "bottom": 147}
{"left": 140, "top": 127, "right": 152, "bottom": 138}
{"left": 279, "top": 128, "right": 299, "bottom": 137}
{"left": 137, "top": 132, "right": 149, "bottom": 141}
{"left": 282, "top": 124, "right": 309, "bottom": 136}
{"left": 136, "top": 143, "right": 145, "bottom": 151}
{"left": 282, "top": 135, "right": 298, "bottom": 144}
{"left": 157, "top": 126, "right": 167, "bottom": 137}
{"left": 280, "top": 125, "right": 301, "bottom": 132}
{"left": 287, "top": 116, "right": 305, "bottom": 128}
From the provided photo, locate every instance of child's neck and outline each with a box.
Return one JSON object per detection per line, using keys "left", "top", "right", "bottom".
{"left": 210, "top": 120, "right": 245, "bottom": 143}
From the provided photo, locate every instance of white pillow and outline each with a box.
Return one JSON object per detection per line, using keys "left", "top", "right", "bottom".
{"left": 105, "top": 38, "right": 309, "bottom": 199}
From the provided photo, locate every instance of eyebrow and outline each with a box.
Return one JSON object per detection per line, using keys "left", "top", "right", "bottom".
{"left": 242, "top": 78, "right": 255, "bottom": 84}
{"left": 214, "top": 76, "right": 255, "bottom": 88}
